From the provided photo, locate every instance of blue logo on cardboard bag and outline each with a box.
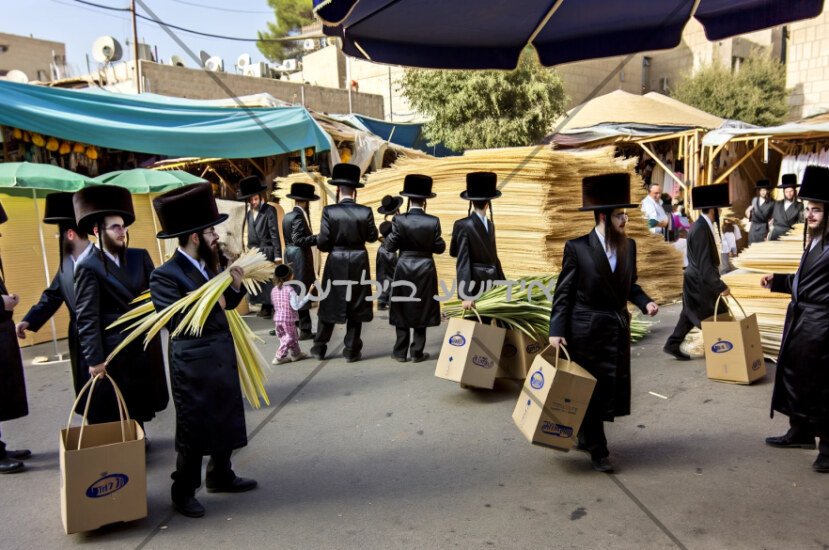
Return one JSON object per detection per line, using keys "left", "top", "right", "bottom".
{"left": 711, "top": 340, "right": 734, "bottom": 353}
{"left": 530, "top": 371, "right": 545, "bottom": 390}
{"left": 752, "top": 358, "right": 762, "bottom": 371}
{"left": 472, "top": 355, "right": 494, "bottom": 369}
{"left": 448, "top": 333, "right": 466, "bottom": 347}
{"left": 86, "top": 473, "right": 129, "bottom": 498}
{"left": 526, "top": 342, "right": 543, "bottom": 354}
{"left": 541, "top": 421, "right": 573, "bottom": 438}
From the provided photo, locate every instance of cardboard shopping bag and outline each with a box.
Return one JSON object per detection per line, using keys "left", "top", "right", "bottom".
{"left": 512, "top": 345, "right": 596, "bottom": 451}
{"left": 497, "top": 329, "right": 545, "bottom": 380}
{"left": 60, "top": 373, "right": 147, "bottom": 534}
{"left": 435, "top": 310, "right": 506, "bottom": 389}
{"left": 701, "top": 295, "right": 766, "bottom": 384}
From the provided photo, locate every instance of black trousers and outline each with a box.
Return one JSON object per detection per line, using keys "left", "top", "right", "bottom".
{"left": 296, "top": 309, "right": 313, "bottom": 334}
{"left": 578, "top": 406, "right": 609, "bottom": 460}
{"left": 313, "top": 320, "right": 362, "bottom": 358}
{"left": 0, "top": 426, "right": 6, "bottom": 459}
{"left": 393, "top": 327, "right": 426, "bottom": 359}
{"left": 665, "top": 309, "right": 696, "bottom": 349}
{"left": 171, "top": 449, "right": 234, "bottom": 500}
{"left": 789, "top": 416, "right": 829, "bottom": 455}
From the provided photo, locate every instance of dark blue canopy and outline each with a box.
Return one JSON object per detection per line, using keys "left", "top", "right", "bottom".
{"left": 315, "top": 0, "right": 823, "bottom": 69}
{"left": 350, "top": 115, "right": 459, "bottom": 157}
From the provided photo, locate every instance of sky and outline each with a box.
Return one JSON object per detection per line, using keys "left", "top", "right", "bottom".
{"left": 3, "top": 0, "right": 284, "bottom": 77}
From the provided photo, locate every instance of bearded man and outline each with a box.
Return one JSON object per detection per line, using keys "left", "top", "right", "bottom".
{"left": 549, "top": 173, "right": 659, "bottom": 473}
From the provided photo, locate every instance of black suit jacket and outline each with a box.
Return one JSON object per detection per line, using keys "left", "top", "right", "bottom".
{"left": 282, "top": 206, "right": 317, "bottom": 291}
{"left": 682, "top": 216, "right": 727, "bottom": 326}
{"left": 449, "top": 214, "right": 505, "bottom": 298}
{"left": 0, "top": 274, "right": 27, "bottom": 422}
{"left": 247, "top": 203, "right": 281, "bottom": 261}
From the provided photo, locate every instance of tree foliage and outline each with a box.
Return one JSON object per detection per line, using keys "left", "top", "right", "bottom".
{"left": 399, "top": 51, "right": 568, "bottom": 151}
{"left": 257, "top": 0, "right": 315, "bottom": 63}
{"left": 671, "top": 51, "right": 790, "bottom": 126}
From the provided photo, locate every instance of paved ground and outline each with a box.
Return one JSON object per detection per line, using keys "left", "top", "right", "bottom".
{"left": 1, "top": 303, "right": 827, "bottom": 549}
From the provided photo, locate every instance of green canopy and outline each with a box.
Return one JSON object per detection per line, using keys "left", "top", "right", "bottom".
{"left": 92, "top": 168, "right": 205, "bottom": 194}
{"left": 0, "top": 162, "right": 94, "bottom": 197}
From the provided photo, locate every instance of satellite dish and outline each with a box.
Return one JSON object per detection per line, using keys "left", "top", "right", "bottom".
{"left": 236, "top": 53, "right": 251, "bottom": 68}
{"left": 170, "top": 55, "right": 186, "bottom": 67}
{"left": 3, "top": 70, "right": 29, "bottom": 83}
{"left": 199, "top": 50, "right": 211, "bottom": 65}
{"left": 92, "top": 36, "right": 123, "bottom": 63}
{"left": 205, "top": 56, "right": 224, "bottom": 72}
{"left": 303, "top": 39, "right": 316, "bottom": 51}
{"left": 282, "top": 59, "right": 298, "bottom": 72}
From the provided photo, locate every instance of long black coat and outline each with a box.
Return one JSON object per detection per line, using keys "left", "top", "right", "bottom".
{"left": 282, "top": 206, "right": 317, "bottom": 297}
{"left": 769, "top": 200, "right": 804, "bottom": 240}
{"left": 0, "top": 277, "right": 27, "bottom": 422}
{"left": 316, "top": 199, "right": 379, "bottom": 324}
{"left": 549, "top": 231, "right": 652, "bottom": 420}
{"left": 375, "top": 242, "right": 397, "bottom": 306}
{"left": 449, "top": 214, "right": 505, "bottom": 299}
{"left": 748, "top": 197, "right": 774, "bottom": 244}
{"left": 770, "top": 241, "right": 829, "bottom": 424}
{"left": 149, "top": 251, "right": 248, "bottom": 455}
{"left": 247, "top": 203, "right": 281, "bottom": 305}
{"left": 385, "top": 209, "right": 446, "bottom": 328}
{"left": 22, "top": 254, "right": 88, "bottom": 397}
{"left": 681, "top": 216, "right": 727, "bottom": 327}
{"left": 74, "top": 248, "right": 168, "bottom": 423}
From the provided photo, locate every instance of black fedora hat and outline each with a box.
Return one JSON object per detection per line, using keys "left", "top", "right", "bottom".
{"left": 153, "top": 183, "right": 229, "bottom": 239}
{"left": 461, "top": 172, "right": 501, "bottom": 201}
{"left": 328, "top": 163, "right": 364, "bottom": 188}
{"left": 236, "top": 176, "right": 268, "bottom": 200}
{"left": 377, "top": 195, "right": 404, "bottom": 214}
{"left": 798, "top": 166, "right": 829, "bottom": 203}
{"left": 755, "top": 179, "right": 772, "bottom": 190}
{"left": 0, "top": 201, "right": 7, "bottom": 225}
{"left": 73, "top": 185, "right": 135, "bottom": 233}
{"left": 378, "top": 220, "right": 393, "bottom": 238}
{"left": 274, "top": 263, "right": 292, "bottom": 279}
{"left": 400, "top": 174, "right": 436, "bottom": 199}
{"left": 286, "top": 182, "right": 320, "bottom": 201}
{"left": 778, "top": 173, "right": 799, "bottom": 188}
{"left": 43, "top": 192, "right": 77, "bottom": 225}
{"left": 691, "top": 183, "right": 731, "bottom": 209}
{"left": 578, "top": 173, "right": 638, "bottom": 211}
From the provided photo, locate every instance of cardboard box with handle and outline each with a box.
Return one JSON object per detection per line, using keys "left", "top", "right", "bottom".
{"left": 435, "top": 308, "right": 506, "bottom": 389}
{"left": 701, "top": 294, "right": 766, "bottom": 384}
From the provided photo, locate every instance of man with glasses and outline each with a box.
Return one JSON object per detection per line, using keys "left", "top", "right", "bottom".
{"left": 72, "top": 186, "right": 168, "bottom": 428}
{"left": 549, "top": 173, "right": 659, "bottom": 473}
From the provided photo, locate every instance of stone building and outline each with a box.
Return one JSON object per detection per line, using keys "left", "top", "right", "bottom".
{"left": 0, "top": 32, "right": 66, "bottom": 82}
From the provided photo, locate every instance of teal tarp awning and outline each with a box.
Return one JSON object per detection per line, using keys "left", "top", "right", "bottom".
{"left": 0, "top": 80, "right": 330, "bottom": 159}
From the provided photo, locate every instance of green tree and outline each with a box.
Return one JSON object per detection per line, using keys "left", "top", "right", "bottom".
{"left": 399, "top": 51, "right": 568, "bottom": 151}
{"left": 671, "top": 51, "right": 790, "bottom": 126}
{"left": 257, "top": 0, "right": 315, "bottom": 63}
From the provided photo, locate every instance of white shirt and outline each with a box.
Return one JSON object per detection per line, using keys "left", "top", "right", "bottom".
{"left": 701, "top": 214, "right": 722, "bottom": 266}
{"left": 673, "top": 238, "right": 688, "bottom": 268}
{"left": 475, "top": 212, "right": 489, "bottom": 232}
{"left": 409, "top": 206, "right": 424, "bottom": 211}
{"left": 721, "top": 232, "right": 737, "bottom": 255}
{"left": 594, "top": 227, "right": 617, "bottom": 272}
{"left": 289, "top": 291, "right": 312, "bottom": 311}
{"left": 177, "top": 247, "right": 210, "bottom": 280}
{"left": 641, "top": 195, "right": 668, "bottom": 234}
{"left": 72, "top": 242, "right": 94, "bottom": 274}
{"left": 784, "top": 200, "right": 793, "bottom": 210}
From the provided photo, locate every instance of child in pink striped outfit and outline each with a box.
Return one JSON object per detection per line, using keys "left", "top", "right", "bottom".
{"left": 270, "top": 264, "right": 313, "bottom": 364}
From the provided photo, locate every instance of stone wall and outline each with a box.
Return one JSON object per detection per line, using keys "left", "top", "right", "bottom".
{"left": 786, "top": 11, "right": 829, "bottom": 119}
{"left": 0, "top": 32, "right": 65, "bottom": 82}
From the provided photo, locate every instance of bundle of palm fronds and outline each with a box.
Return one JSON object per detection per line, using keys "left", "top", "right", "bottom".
{"left": 107, "top": 249, "right": 275, "bottom": 408}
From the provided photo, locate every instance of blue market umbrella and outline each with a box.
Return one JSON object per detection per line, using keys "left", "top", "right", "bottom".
{"left": 315, "top": 0, "right": 824, "bottom": 69}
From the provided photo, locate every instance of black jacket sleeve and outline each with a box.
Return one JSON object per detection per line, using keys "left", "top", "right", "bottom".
{"left": 74, "top": 265, "right": 105, "bottom": 365}
{"left": 432, "top": 219, "right": 446, "bottom": 254}
{"left": 22, "top": 272, "right": 65, "bottom": 331}
{"left": 549, "top": 240, "right": 577, "bottom": 337}
{"left": 770, "top": 273, "right": 794, "bottom": 295}
{"left": 266, "top": 206, "right": 282, "bottom": 259}
{"left": 365, "top": 210, "right": 379, "bottom": 244}
{"left": 291, "top": 214, "right": 317, "bottom": 248}
{"left": 316, "top": 208, "right": 332, "bottom": 252}
{"left": 627, "top": 240, "right": 652, "bottom": 313}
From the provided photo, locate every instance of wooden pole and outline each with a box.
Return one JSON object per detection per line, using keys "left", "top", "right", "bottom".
{"left": 131, "top": 0, "right": 141, "bottom": 93}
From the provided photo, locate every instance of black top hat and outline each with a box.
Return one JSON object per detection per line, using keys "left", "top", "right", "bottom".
{"left": 43, "top": 192, "right": 77, "bottom": 225}
{"left": 378, "top": 220, "right": 393, "bottom": 238}
{"left": 400, "top": 174, "right": 436, "bottom": 199}
{"left": 691, "top": 183, "right": 731, "bottom": 209}
{"left": 328, "top": 163, "right": 364, "bottom": 188}
{"left": 578, "top": 173, "right": 638, "bottom": 211}
{"left": 778, "top": 173, "right": 798, "bottom": 188}
{"left": 153, "top": 183, "right": 229, "bottom": 239}
{"left": 377, "top": 195, "right": 404, "bottom": 214}
{"left": 274, "top": 263, "right": 292, "bottom": 279}
{"left": 286, "top": 182, "right": 320, "bottom": 201}
{"left": 73, "top": 185, "right": 135, "bottom": 233}
{"left": 461, "top": 172, "right": 501, "bottom": 201}
{"left": 798, "top": 165, "right": 829, "bottom": 203}
{"left": 237, "top": 176, "right": 267, "bottom": 200}
{"left": 0, "top": 201, "right": 7, "bottom": 225}
{"left": 755, "top": 179, "right": 772, "bottom": 190}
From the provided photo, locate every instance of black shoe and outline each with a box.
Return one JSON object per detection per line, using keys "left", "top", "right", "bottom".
{"left": 591, "top": 457, "right": 614, "bottom": 473}
{"left": 206, "top": 476, "right": 258, "bottom": 494}
{"left": 392, "top": 354, "right": 409, "bottom": 363}
{"left": 411, "top": 352, "right": 431, "bottom": 363}
{"left": 172, "top": 495, "right": 205, "bottom": 518}
{"left": 0, "top": 457, "right": 25, "bottom": 474}
{"left": 765, "top": 431, "right": 816, "bottom": 449}
{"left": 5, "top": 449, "right": 31, "bottom": 460}
{"left": 813, "top": 454, "right": 829, "bottom": 473}
{"left": 310, "top": 346, "right": 326, "bottom": 360}
{"left": 268, "top": 329, "right": 276, "bottom": 336}
{"left": 377, "top": 303, "right": 388, "bottom": 311}
{"left": 345, "top": 353, "right": 362, "bottom": 363}
{"left": 663, "top": 345, "right": 691, "bottom": 361}
{"left": 299, "top": 331, "right": 315, "bottom": 341}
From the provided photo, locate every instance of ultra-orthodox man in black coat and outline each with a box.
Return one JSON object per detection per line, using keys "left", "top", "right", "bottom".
{"left": 769, "top": 174, "right": 804, "bottom": 241}
{"left": 241, "top": 177, "right": 281, "bottom": 313}
{"left": 0, "top": 269, "right": 28, "bottom": 425}
{"left": 282, "top": 201, "right": 317, "bottom": 334}
{"left": 747, "top": 180, "right": 774, "bottom": 244}
{"left": 375, "top": 221, "right": 397, "bottom": 309}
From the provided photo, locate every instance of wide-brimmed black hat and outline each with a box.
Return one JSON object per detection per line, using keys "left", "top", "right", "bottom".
{"left": 153, "top": 183, "right": 228, "bottom": 239}
{"left": 236, "top": 176, "right": 268, "bottom": 200}
{"left": 400, "top": 174, "right": 436, "bottom": 199}
{"left": 73, "top": 185, "right": 135, "bottom": 233}
{"left": 778, "top": 173, "right": 799, "bottom": 188}
{"left": 460, "top": 172, "right": 501, "bottom": 201}
{"left": 755, "top": 179, "right": 772, "bottom": 190}
{"left": 377, "top": 195, "right": 404, "bottom": 214}
{"left": 0, "top": 201, "right": 7, "bottom": 225}
{"left": 798, "top": 166, "right": 829, "bottom": 203}
{"left": 378, "top": 220, "right": 393, "bottom": 238}
{"left": 578, "top": 173, "right": 638, "bottom": 211}
{"left": 286, "top": 182, "right": 320, "bottom": 201}
{"left": 43, "top": 192, "right": 77, "bottom": 225}
{"left": 328, "top": 163, "right": 364, "bottom": 188}
{"left": 274, "top": 263, "right": 292, "bottom": 279}
{"left": 692, "top": 183, "right": 731, "bottom": 209}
